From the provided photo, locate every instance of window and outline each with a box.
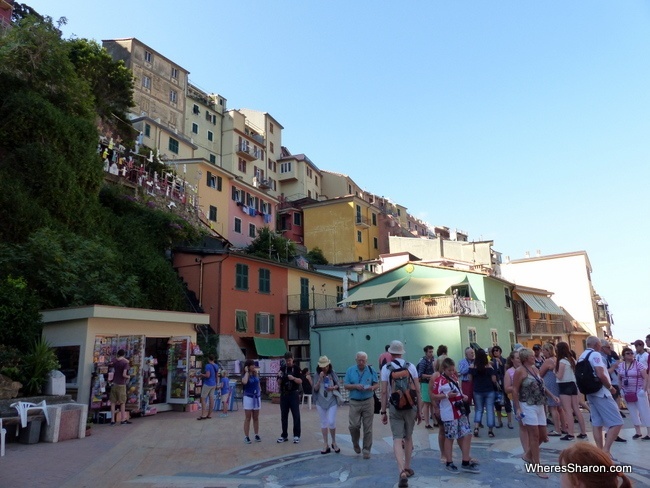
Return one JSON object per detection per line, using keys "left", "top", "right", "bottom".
{"left": 209, "top": 154, "right": 216, "bottom": 164}
{"left": 234, "top": 217, "right": 242, "bottom": 233}
{"left": 170, "top": 90, "right": 177, "bottom": 103}
{"left": 269, "top": 122, "right": 274, "bottom": 134}
{"left": 142, "top": 76, "right": 151, "bottom": 89}
{"left": 490, "top": 329, "right": 499, "bottom": 347}
{"left": 192, "top": 123, "right": 198, "bottom": 134}
{"left": 171, "top": 67, "right": 178, "bottom": 79}
{"left": 238, "top": 158, "right": 247, "bottom": 173}
{"left": 397, "top": 209, "right": 401, "bottom": 216}
{"left": 357, "top": 231, "right": 362, "bottom": 243}
{"left": 144, "top": 50, "right": 152, "bottom": 63}
{"left": 193, "top": 104, "right": 200, "bottom": 114}
{"left": 509, "top": 331, "right": 516, "bottom": 351}
{"left": 280, "top": 162, "right": 292, "bottom": 173}
{"left": 168, "top": 137, "right": 179, "bottom": 154}
{"left": 373, "top": 237, "right": 378, "bottom": 249}
{"left": 232, "top": 187, "right": 241, "bottom": 202}
{"left": 468, "top": 328, "right": 477, "bottom": 344}
{"left": 53, "top": 345, "right": 80, "bottom": 385}
{"left": 315, "top": 176, "right": 318, "bottom": 186}
{"left": 144, "top": 123, "right": 151, "bottom": 137}
{"left": 259, "top": 268, "right": 271, "bottom": 293}
{"left": 255, "top": 313, "right": 275, "bottom": 334}
{"left": 235, "top": 263, "right": 248, "bottom": 290}
{"left": 336, "top": 286, "right": 344, "bottom": 303}
{"left": 293, "top": 213, "right": 302, "bottom": 226}
{"left": 504, "top": 287, "right": 512, "bottom": 309}
{"left": 209, "top": 205, "right": 217, "bottom": 222}
{"left": 270, "top": 141, "right": 274, "bottom": 153}
{"left": 372, "top": 213, "right": 377, "bottom": 226}
{"left": 235, "top": 310, "right": 247, "bottom": 332}
{"left": 249, "top": 223, "right": 256, "bottom": 238}
{"left": 207, "top": 130, "right": 214, "bottom": 142}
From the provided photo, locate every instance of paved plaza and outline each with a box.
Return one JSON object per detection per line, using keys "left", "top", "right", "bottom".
{"left": 1, "top": 403, "right": 649, "bottom": 488}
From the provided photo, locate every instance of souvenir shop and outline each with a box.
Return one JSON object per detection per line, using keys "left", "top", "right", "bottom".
{"left": 41, "top": 305, "right": 211, "bottom": 417}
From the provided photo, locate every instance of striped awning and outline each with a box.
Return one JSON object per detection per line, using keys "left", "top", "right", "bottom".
{"left": 518, "top": 293, "right": 565, "bottom": 315}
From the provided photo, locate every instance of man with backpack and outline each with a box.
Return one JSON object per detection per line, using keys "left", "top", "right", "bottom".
{"left": 380, "top": 340, "right": 423, "bottom": 488}
{"left": 576, "top": 336, "right": 624, "bottom": 458}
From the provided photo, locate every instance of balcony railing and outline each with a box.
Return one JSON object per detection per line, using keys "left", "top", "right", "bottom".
{"left": 355, "top": 215, "right": 370, "bottom": 227}
{"left": 236, "top": 143, "right": 260, "bottom": 161}
{"left": 315, "top": 296, "right": 486, "bottom": 326}
{"left": 516, "top": 318, "right": 568, "bottom": 335}
{"left": 287, "top": 293, "right": 340, "bottom": 312}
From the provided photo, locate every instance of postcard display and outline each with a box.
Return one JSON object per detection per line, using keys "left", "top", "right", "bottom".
{"left": 90, "top": 335, "right": 145, "bottom": 412}
{"left": 167, "top": 336, "right": 193, "bottom": 404}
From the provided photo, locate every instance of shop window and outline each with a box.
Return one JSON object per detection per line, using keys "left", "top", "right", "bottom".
{"left": 53, "top": 345, "right": 80, "bottom": 385}
{"left": 255, "top": 313, "right": 275, "bottom": 334}
{"left": 235, "top": 310, "right": 248, "bottom": 332}
{"left": 235, "top": 263, "right": 248, "bottom": 290}
{"left": 259, "top": 268, "right": 271, "bottom": 293}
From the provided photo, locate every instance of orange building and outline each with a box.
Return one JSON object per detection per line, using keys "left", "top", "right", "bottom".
{"left": 174, "top": 245, "right": 288, "bottom": 358}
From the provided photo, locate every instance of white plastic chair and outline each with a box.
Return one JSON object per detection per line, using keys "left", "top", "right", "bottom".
{"left": 10, "top": 401, "right": 49, "bottom": 428}
{"left": 301, "top": 393, "right": 312, "bottom": 410}
{"left": 1, "top": 418, "right": 6, "bottom": 457}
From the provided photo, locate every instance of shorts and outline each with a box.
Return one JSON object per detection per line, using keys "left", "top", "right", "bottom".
{"left": 558, "top": 382, "right": 578, "bottom": 396}
{"left": 420, "top": 382, "right": 431, "bottom": 403}
{"left": 220, "top": 392, "right": 230, "bottom": 406}
{"left": 388, "top": 406, "right": 417, "bottom": 440}
{"left": 243, "top": 396, "right": 261, "bottom": 410}
{"left": 443, "top": 415, "right": 472, "bottom": 440}
{"left": 520, "top": 403, "right": 546, "bottom": 426}
{"left": 110, "top": 384, "right": 127, "bottom": 405}
{"left": 587, "top": 393, "right": 624, "bottom": 428}
{"left": 201, "top": 385, "right": 216, "bottom": 399}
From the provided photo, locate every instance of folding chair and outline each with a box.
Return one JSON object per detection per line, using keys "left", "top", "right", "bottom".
{"left": 10, "top": 401, "right": 50, "bottom": 428}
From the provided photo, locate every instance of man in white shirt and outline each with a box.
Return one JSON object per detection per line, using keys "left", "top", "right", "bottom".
{"left": 633, "top": 340, "right": 649, "bottom": 370}
{"left": 577, "top": 336, "right": 624, "bottom": 458}
{"left": 380, "top": 340, "right": 423, "bottom": 488}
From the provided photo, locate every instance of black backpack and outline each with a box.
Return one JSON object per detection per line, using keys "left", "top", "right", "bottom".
{"left": 575, "top": 350, "right": 603, "bottom": 395}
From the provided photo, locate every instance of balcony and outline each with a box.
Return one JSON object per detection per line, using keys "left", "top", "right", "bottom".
{"left": 515, "top": 318, "right": 568, "bottom": 336}
{"left": 278, "top": 167, "right": 297, "bottom": 182}
{"left": 355, "top": 215, "right": 370, "bottom": 227}
{"left": 287, "top": 293, "right": 339, "bottom": 312}
{"left": 315, "top": 295, "right": 486, "bottom": 326}
{"left": 236, "top": 143, "right": 258, "bottom": 161}
{"left": 278, "top": 220, "right": 292, "bottom": 232}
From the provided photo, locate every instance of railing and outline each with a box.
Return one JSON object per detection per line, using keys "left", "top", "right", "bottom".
{"left": 355, "top": 215, "right": 370, "bottom": 226}
{"left": 236, "top": 143, "right": 261, "bottom": 160}
{"left": 516, "top": 318, "right": 567, "bottom": 335}
{"left": 315, "top": 296, "right": 486, "bottom": 326}
{"left": 287, "top": 293, "right": 340, "bottom": 312}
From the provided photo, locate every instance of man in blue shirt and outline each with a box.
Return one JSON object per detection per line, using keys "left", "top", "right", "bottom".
{"left": 344, "top": 351, "right": 378, "bottom": 459}
{"left": 197, "top": 354, "right": 218, "bottom": 420}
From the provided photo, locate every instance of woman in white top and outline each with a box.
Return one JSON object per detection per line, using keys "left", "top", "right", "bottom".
{"left": 554, "top": 341, "right": 587, "bottom": 440}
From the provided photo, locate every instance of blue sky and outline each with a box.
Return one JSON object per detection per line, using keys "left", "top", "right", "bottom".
{"left": 28, "top": 0, "right": 649, "bottom": 342}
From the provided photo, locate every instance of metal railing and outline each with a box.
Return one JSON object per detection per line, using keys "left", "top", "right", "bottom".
{"left": 516, "top": 318, "right": 568, "bottom": 335}
{"left": 287, "top": 293, "right": 339, "bottom": 311}
{"left": 315, "top": 295, "right": 486, "bottom": 326}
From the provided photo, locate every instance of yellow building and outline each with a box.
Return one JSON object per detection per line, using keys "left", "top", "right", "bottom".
{"left": 185, "top": 83, "right": 226, "bottom": 165}
{"left": 302, "top": 196, "right": 380, "bottom": 264}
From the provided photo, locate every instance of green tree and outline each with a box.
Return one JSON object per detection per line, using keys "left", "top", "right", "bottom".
{"left": 245, "top": 227, "right": 297, "bottom": 262}
{"left": 0, "top": 275, "right": 42, "bottom": 351}
{"left": 306, "top": 247, "right": 328, "bottom": 265}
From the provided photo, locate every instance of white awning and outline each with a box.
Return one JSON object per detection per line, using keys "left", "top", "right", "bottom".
{"left": 518, "top": 293, "right": 565, "bottom": 315}
{"left": 340, "top": 275, "right": 468, "bottom": 303}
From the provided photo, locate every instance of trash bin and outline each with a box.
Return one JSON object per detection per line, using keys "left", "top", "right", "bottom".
{"left": 45, "top": 370, "right": 66, "bottom": 396}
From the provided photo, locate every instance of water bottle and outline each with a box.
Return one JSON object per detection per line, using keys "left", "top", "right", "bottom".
{"left": 323, "top": 376, "right": 330, "bottom": 397}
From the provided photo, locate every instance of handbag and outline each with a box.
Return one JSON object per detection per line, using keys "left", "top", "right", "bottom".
{"left": 373, "top": 392, "right": 382, "bottom": 414}
{"left": 624, "top": 391, "right": 638, "bottom": 403}
{"left": 332, "top": 389, "right": 345, "bottom": 406}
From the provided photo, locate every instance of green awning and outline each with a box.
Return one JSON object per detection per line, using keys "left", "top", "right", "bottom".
{"left": 340, "top": 275, "right": 469, "bottom": 303}
{"left": 253, "top": 337, "right": 287, "bottom": 357}
{"left": 518, "top": 293, "right": 565, "bottom": 315}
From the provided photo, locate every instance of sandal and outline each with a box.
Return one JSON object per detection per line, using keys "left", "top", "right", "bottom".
{"left": 473, "top": 428, "right": 479, "bottom": 437}
{"left": 197, "top": 417, "right": 206, "bottom": 420}
{"left": 320, "top": 447, "right": 331, "bottom": 454}
{"left": 331, "top": 443, "right": 340, "bottom": 453}
{"left": 536, "top": 472, "right": 549, "bottom": 479}
{"left": 507, "top": 423, "right": 514, "bottom": 429}
{"left": 488, "top": 431, "right": 495, "bottom": 438}
{"left": 632, "top": 434, "right": 642, "bottom": 439}
{"left": 205, "top": 416, "right": 212, "bottom": 419}
{"left": 547, "top": 431, "right": 561, "bottom": 436}
{"left": 577, "top": 433, "right": 587, "bottom": 439}
{"left": 404, "top": 468, "right": 415, "bottom": 477}
{"left": 398, "top": 470, "right": 409, "bottom": 488}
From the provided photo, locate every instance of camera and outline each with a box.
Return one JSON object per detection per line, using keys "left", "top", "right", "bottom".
{"left": 453, "top": 400, "right": 470, "bottom": 417}
{"left": 623, "top": 379, "right": 629, "bottom": 386}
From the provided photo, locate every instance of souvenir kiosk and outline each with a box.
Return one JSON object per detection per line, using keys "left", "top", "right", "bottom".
{"left": 41, "top": 305, "right": 211, "bottom": 416}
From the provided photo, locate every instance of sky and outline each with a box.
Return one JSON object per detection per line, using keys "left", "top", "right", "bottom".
{"left": 26, "top": 0, "right": 650, "bottom": 342}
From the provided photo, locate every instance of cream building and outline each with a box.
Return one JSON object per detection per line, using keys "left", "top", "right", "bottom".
{"left": 185, "top": 83, "right": 226, "bottom": 165}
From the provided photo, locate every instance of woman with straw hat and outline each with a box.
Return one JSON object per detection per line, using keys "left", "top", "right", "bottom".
{"left": 314, "top": 355, "right": 342, "bottom": 454}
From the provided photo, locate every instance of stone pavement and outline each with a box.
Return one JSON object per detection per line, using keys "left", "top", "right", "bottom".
{"left": 1, "top": 403, "right": 649, "bottom": 488}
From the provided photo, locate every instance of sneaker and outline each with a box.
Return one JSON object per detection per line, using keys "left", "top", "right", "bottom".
{"left": 577, "top": 433, "right": 588, "bottom": 439}
{"left": 219, "top": 413, "right": 228, "bottom": 418}
{"left": 255, "top": 434, "right": 261, "bottom": 442}
{"left": 445, "top": 463, "right": 460, "bottom": 474}
{"left": 461, "top": 462, "right": 481, "bottom": 473}
{"left": 293, "top": 436, "right": 300, "bottom": 444}
{"left": 353, "top": 444, "right": 361, "bottom": 454}
{"left": 110, "top": 422, "right": 116, "bottom": 426}
{"left": 277, "top": 437, "right": 288, "bottom": 443}
{"left": 614, "top": 436, "right": 627, "bottom": 443}
{"left": 362, "top": 450, "right": 371, "bottom": 459}
{"left": 120, "top": 420, "right": 132, "bottom": 425}
{"left": 244, "top": 436, "right": 251, "bottom": 444}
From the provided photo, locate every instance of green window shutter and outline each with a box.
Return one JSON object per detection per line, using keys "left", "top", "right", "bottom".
{"left": 255, "top": 313, "right": 261, "bottom": 333}
{"left": 269, "top": 314, "right": 275, "bottom": 334}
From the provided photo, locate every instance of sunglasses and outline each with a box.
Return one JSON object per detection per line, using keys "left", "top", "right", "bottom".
{"left": 624, "top": 352, "right": 634, "bottom": 355}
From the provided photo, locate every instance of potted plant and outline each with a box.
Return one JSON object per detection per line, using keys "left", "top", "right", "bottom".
{"left": 268, "top": 393, "right": 281, "bottom": 404}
